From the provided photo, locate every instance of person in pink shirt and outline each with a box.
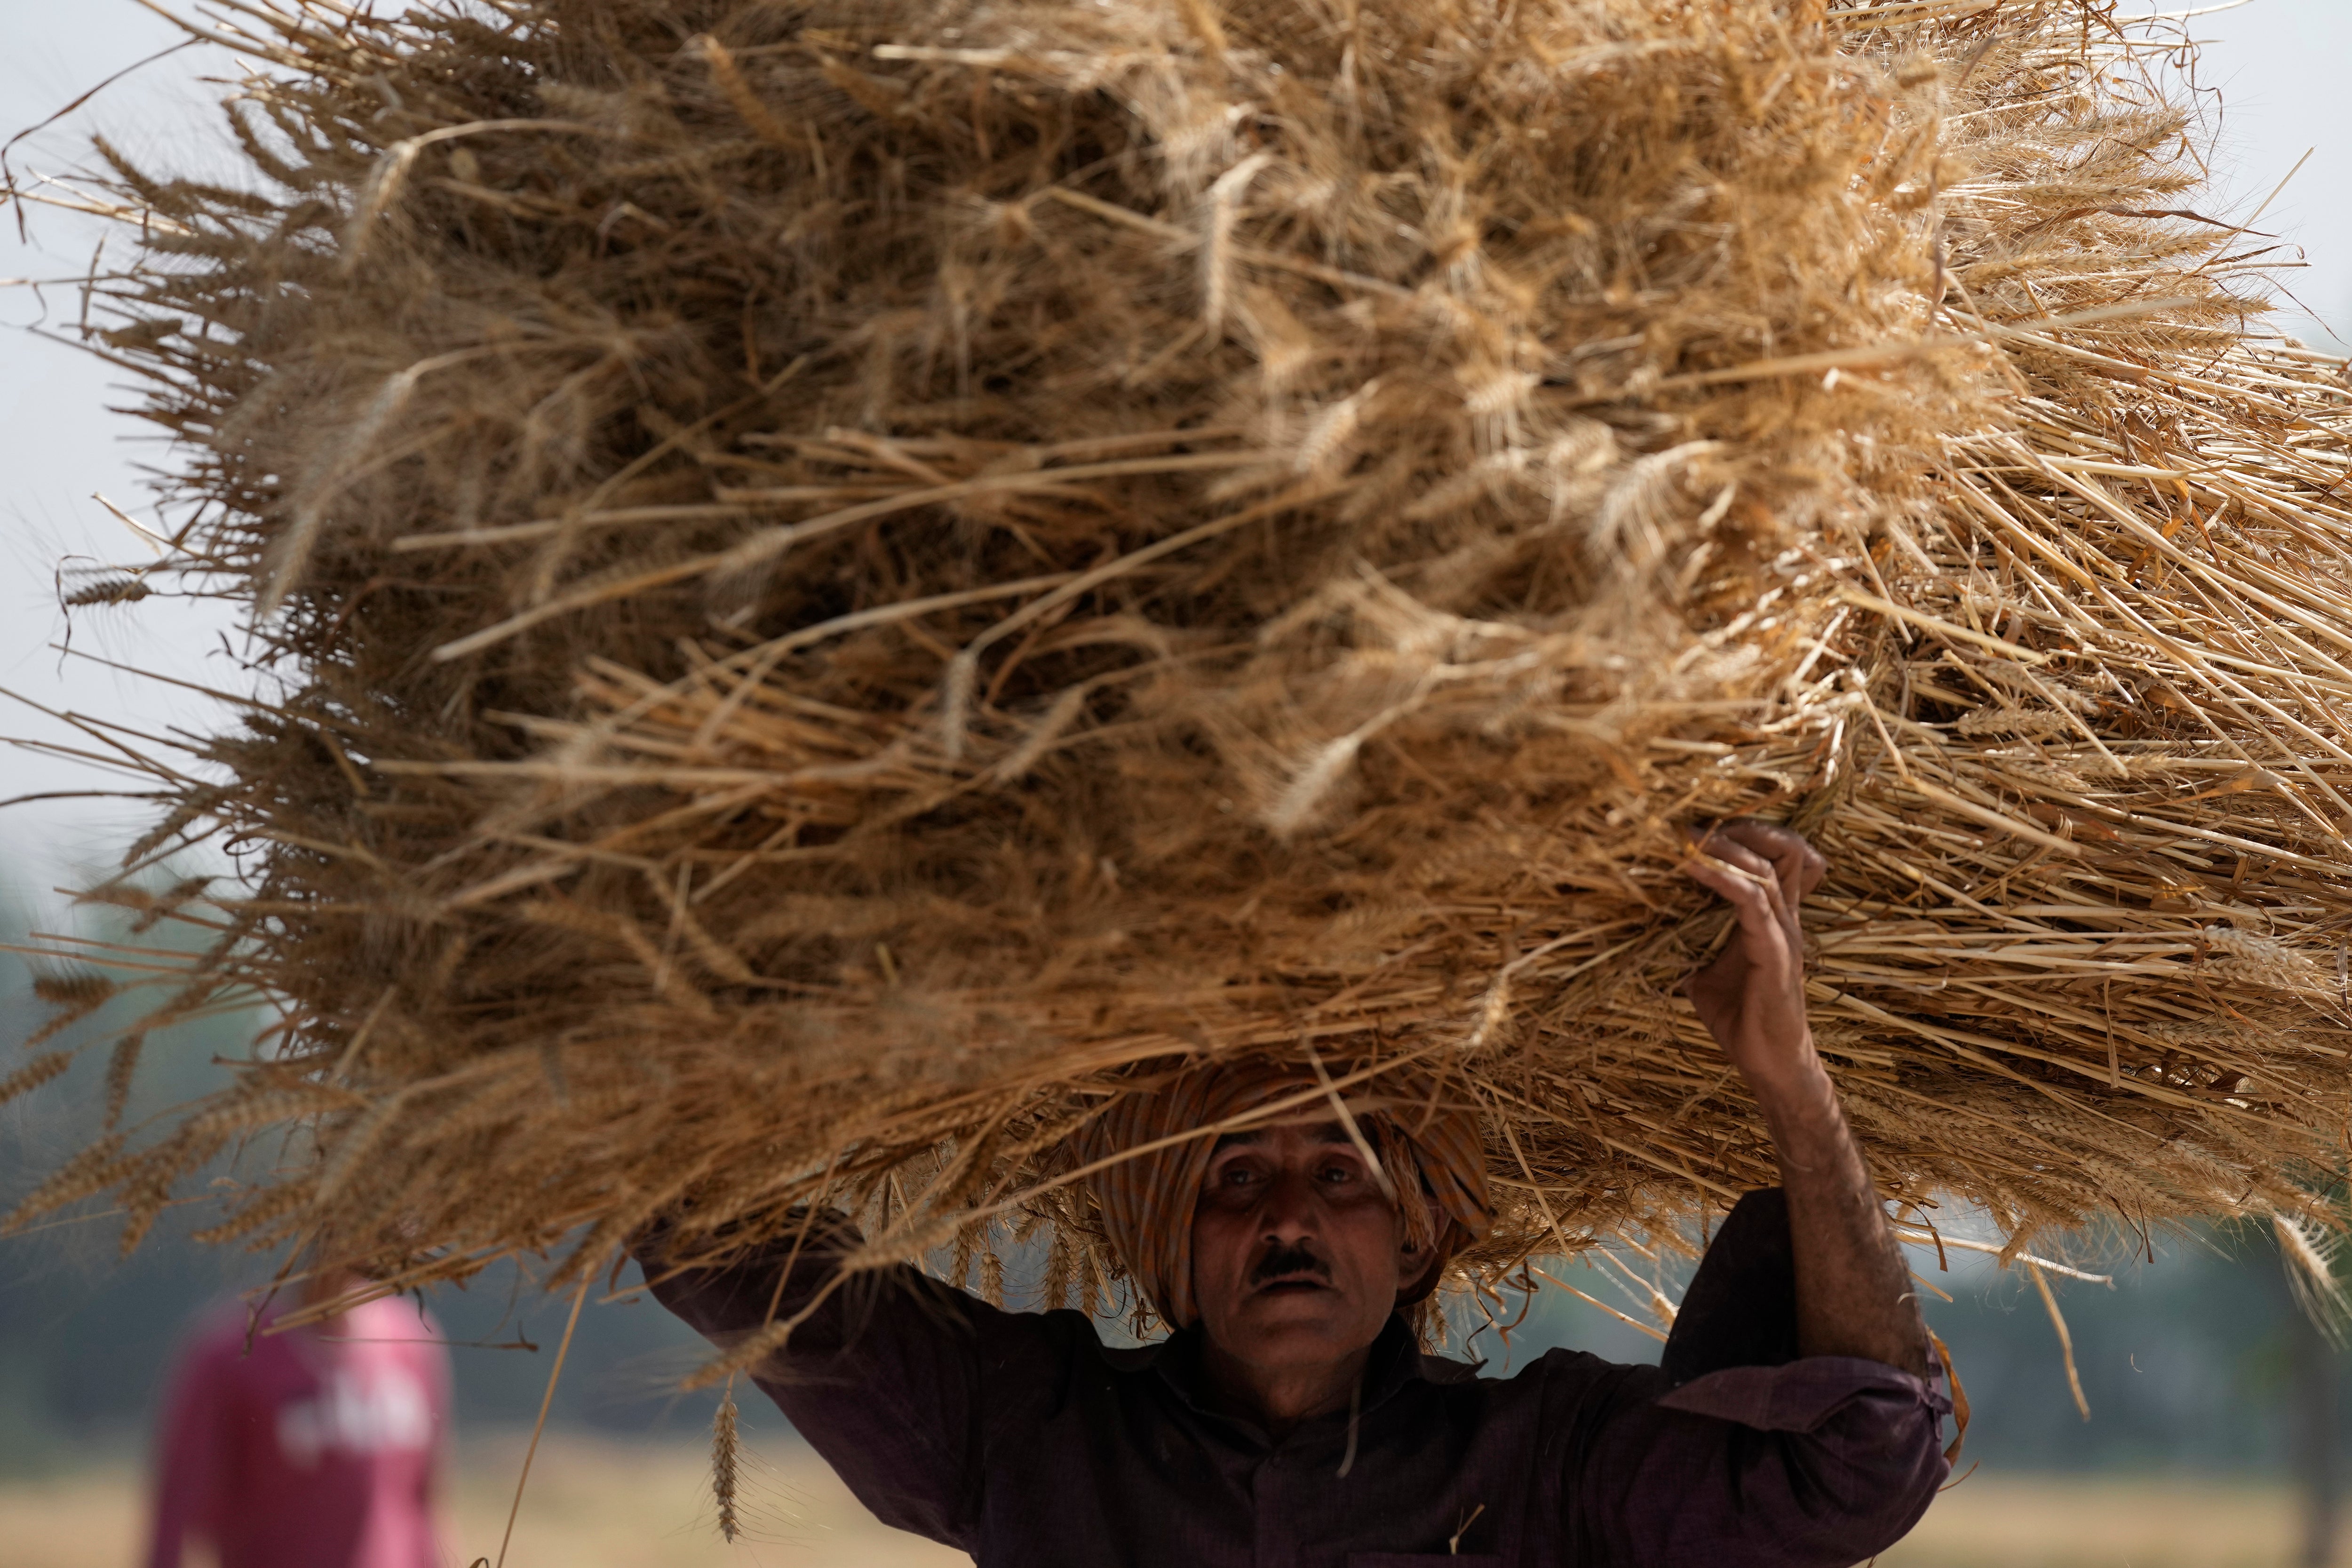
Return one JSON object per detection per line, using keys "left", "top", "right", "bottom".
{"left": 145, "top": 1273, "right": 450, "bottom": 1568}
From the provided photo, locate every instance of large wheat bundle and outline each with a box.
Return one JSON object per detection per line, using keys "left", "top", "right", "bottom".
{"left": 10, "top": 0, "right": 2352, "bottom": 1335}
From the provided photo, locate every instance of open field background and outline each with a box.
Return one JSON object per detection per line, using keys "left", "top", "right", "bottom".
{"left": 0, "top": 1435, "right": 961, "bottom": 1568}
{"left": 0, "top": 1440, "right": 2323, "bottom": 1568}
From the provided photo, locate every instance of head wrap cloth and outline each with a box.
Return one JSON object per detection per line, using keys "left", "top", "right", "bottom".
{"left": 1082, "top": 1059, "right": 1493, "bottom": 1328}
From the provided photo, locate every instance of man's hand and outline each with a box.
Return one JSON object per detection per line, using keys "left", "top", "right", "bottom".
{"left": 1682, "top": 820, "right": 1931, "bottom": 1378}
{"left": 1681, "top": 821, "right": 1828, "bottom": 1095}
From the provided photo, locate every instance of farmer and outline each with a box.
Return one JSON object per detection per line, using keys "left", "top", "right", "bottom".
{"left": 638, "top": 821, "right": 1948, "bottom": 1564}
{"left": 146, "top": 1267, "right": 449, "bottom": 1568}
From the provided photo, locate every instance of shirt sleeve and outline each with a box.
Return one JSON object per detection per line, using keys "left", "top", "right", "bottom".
{"left": 636, "top": 1212, "right": 1024, "bottom": 1552}
{"left": 145, "top": 1322, "right": 231, "bottom": 1568}
{"left": 1566, "top": 1188, "right": 1951, "bottom": 1568}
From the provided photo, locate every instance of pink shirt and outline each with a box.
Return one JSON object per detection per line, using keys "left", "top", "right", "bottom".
{"left": 147, "top": 1296, "right": 449, "bottom": 1568}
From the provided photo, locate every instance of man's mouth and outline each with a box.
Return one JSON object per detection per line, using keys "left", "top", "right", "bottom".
{"left": 1248, "top": 1243, "right": 1333, "bottom": 1295}
{"left": 1251, "top": 1241, "right": 1345, "bottom": 1297}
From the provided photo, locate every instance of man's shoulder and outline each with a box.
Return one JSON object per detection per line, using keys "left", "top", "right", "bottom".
{"left": 1451, "top": 1345, "right": 1663, "bottom": 1400}
{"left": 1438, "top": 1343, "right": 1626, "bottom": 1377}
{"left": 949, "top": 1304, "right": 1162, "bottom": 1425}
{"left": 1416, "top": 1349, "right": 1486, "bottom": 1386}
{"left": 1091, "top": 1329, "right": 1162, "bottom": 1373}
{"left": 956, "top": 1298, "right": 1135, "bottom": 1373}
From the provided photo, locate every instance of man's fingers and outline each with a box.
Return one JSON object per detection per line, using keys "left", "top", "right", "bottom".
{"left": 1693, "top": 835, "right": 1773, "bottom": 881}
{"left": 1684, "top": 849, "right": 1795, "bottom": 951}
{"left": 1715, "top": 820, "right": 1820, "bottom": 888}
{"left": 1681, "top": 852, "right": 1754, "bottom": 898}
{"left": 1714, "top": 819, "right": 1828, "bottom": 904}
{"left": 1686, "top": 837, "right": 1804, "bottom": 981}
{"left": 1689, "top": 837, "right": 1790, "bottom": 923}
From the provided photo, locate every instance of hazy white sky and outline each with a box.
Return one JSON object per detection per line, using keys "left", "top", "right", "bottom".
{"left": 0, "top": 0, "right": 2347, "bottom": 918}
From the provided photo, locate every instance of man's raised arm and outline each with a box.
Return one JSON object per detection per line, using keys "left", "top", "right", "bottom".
{"left": 1682, "top": 820, "right": 1931, "bottom": 1377}
{"left": 633, "top": 1212, "right": 999, "bottom": 1550}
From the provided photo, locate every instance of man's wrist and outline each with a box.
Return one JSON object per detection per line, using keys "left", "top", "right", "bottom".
{"left": 1738, "top": 1045, "right": 1836, "bottom": 1118}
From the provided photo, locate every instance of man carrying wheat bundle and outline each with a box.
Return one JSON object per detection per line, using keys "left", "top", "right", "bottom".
{"left": 19, "top": 0, "right": 2352, "bottom": 1563}
{"left": 638, "top": 821, "right": 1949, "bottom": 1566}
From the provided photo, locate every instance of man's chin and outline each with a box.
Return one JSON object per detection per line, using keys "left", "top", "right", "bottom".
{"left": 1214, "top": 1292, "right": 1378, "bottom": 1359}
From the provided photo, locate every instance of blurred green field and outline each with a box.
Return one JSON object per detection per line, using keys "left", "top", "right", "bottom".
{"left": 0, "top": 1442, "right": 2320, "bottom": 1568}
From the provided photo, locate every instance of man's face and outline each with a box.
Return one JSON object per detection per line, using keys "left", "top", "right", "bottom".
{"left": 1190, "top": 1118, "right": 1428, "bottom": 1370}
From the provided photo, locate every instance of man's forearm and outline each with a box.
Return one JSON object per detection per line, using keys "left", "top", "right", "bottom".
{"left": 636, "top": 1209, "right": 865, "bottom": 1357}
{"left": 1752, "top": 1063, "right": 1930, "bottom": 1376}
{"left": 1679, "top": 821, "right": 1931, "bottom": 1379}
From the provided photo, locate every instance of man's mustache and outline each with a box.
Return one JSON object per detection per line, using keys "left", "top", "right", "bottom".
{"left": 1250, "top": 1242, "right": 1332, "bottom": 1287}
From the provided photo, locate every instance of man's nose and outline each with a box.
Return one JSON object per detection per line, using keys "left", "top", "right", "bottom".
{"left": 1254, "top": 1164, "right": 1323, "bottom": 1237}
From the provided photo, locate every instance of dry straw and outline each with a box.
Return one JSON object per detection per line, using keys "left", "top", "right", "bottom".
{"left": 6, "top": 0, "right": 2352, "bottom": 1338}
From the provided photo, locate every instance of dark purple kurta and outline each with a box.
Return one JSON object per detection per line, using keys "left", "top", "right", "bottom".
{"left": 644, "top": 1189, "right": 1949, "bottom": 1567}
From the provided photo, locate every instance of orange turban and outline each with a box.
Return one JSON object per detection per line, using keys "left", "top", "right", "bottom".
{"left": 1082, "top": 1059, "right": 1493, "bottom": 1329}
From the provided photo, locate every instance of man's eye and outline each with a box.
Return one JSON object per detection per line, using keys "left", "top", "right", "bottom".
{"left": 1319, "top": 1165, "right": 1355, "bottom": 1184}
